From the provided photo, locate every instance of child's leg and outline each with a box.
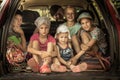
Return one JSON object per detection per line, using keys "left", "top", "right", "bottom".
{"left": 32, "top": 40, "right": 41, "bottom": 64}
{"left": 39, "top": 42, "right": 53, "bottom": 73}
{"left": 80, "top": 31, "right": 98, "bottom": 55}
{"left": 80, "top": 31, "right": 91, "bottom": 44}
{"left": 70, "top": 62, "right": 103, "bottom": 73}
{"left": 72, "top": 35, "right": 81, "bottom": 53}
{"left": 51, "top": 58, "right": 67, "bottom": 72}
{"left": 27, "top": 41, "right": 41, "bottom": 72}
{"left": 42, "top": 42, "right": 53, "bottom": 65}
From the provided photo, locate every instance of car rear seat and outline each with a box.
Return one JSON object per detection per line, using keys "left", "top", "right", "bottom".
{"left": 50, "top": 21, "right": 64, "bottom": 37}
{"left": 21, "top": 10, "right": 40, "bottom": 42}
{"left": 21, "top": 10, "right": 65, "bottom": 42}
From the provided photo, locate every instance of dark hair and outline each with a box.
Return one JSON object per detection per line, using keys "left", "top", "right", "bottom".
{"left": 50, "top": 5, "right": 62, "bottom": 17}
{"left": 15, "top": 10, "right": 23, "bottom": 16}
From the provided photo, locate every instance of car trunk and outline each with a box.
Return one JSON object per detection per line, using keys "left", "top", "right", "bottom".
{"left": 0, "top": 0, "right": 120, "bottom": 80}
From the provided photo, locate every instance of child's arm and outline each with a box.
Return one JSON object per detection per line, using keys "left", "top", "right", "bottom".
{"left": 18, "top": 32, "right": 26, "bottom": 52}
{"left": 27, "top": 40, "right": 42, "bottom": 54}
{"left": 71, "top": 35, "right": 81, "bottom": 53}
{"left": 81, "top": 39, "right": 96, "bottom": 51}
{"left": 41, "top": 42, "right": 58, "bottom": 58}
{"left": 50, "top": 43, "right": 58, "bottom": 57}
{"left": 56, "top": 46, "right": 68, "bottom": 66}
{"left": 69, "top": 39, "right": 97, "bottom": 64}
{"left": 68, "top": 43, "right": 74, "bottom": 57}
{"left": 14, "top": 26, "right": 27, "bottom": 52}
{"left": 38, "top": 42, "right": 57, "bottom": 58}
{"left": 70, "top": 50, "right": 85, "bottom": 64}
{"left": 27, "top": 41, "right": 54, "bottom": 58}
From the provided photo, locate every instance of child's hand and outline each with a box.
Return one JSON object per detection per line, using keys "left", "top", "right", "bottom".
{"left": 7, "top": 41, "right": 15, "bottom": 48}
{"left": 66, "top": 61, "right": 72, "bottom": 68}
{"left": 69, "top": 57, "right": 78, "bottom": 65}
{"left": 13, "top": 26, "right": 24, "bottom": 35}
{"left": 81, "top": 44, "right": 89, "bottom": 51}
{"left": 38, "top": 51, "right": 50, "bottom": 59}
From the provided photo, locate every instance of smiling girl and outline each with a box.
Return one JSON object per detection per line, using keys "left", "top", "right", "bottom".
{"left": 69, "top": 11, "right": 109, "bottom": 71}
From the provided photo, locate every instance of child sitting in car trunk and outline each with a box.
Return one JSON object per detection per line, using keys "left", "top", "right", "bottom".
{"left": 27, "top": 17, "right": 57, "bottom": 73}
{"left": 69, "top": 11, "right": 110, "bottom": 71}
{"left": 51, "top": 24, "right": 87, "bottom": 73}
{"left": 6, "top": 10, "right": 26, "bottom": 66}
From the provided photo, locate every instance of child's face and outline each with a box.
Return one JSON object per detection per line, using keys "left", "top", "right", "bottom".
{"left": 53, "top": 8, "right": 64, "bottom": 21}
{"left": 65, "top": 8, "right": 75, "bottom": 22}
{"left": 12, "top": 14, "right": 22, "bottom": 27}
{"left": 57, "top": 32, "right": 68, "bottom": 44}
{"left": 38, "top": 24, "right": 49, "bottom": 36}
{"left": 80, "top": 18, "right": 92, "bottom": 31}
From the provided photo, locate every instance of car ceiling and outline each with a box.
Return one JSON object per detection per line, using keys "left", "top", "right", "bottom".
{"left": 21, "top": 0, "right": 88, "bottom": 9}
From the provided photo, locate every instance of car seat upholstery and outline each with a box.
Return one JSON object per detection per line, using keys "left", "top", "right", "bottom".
{"left": 21, "top": 10, "right": 40, "bottom": 42}
{"left": 21, "top": 10, "right": 64, "bottom": 43}
{"left": 50, "top": 21, "right": 64, "bottom": 37}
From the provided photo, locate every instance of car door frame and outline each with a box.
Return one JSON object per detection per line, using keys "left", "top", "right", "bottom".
{"left": 95, "top": 0, "right": 120, "bottom": 71}
{"left": 0, "top": 0, "right": 20, "bottom": 75}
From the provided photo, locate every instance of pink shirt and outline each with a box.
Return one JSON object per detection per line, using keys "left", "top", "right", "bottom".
{"left": 30, "top": 33, "right": 56, "bottom": 51}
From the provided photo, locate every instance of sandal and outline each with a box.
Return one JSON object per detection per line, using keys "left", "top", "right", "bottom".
{"left": 40, "top": 65, "right": 51, "bottom": 73}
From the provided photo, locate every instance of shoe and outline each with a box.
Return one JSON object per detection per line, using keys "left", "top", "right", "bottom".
{"left": 39, "top": 65, "right": 51, "bottom": 73}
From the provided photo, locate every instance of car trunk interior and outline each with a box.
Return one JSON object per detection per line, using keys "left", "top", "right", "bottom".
{"left": 0, "top": 0, "right": 120, "bottom": 80}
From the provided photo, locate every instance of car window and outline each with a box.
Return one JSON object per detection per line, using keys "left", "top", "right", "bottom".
{"left": 25, "top": 6, "right": 83, "bottom": 21}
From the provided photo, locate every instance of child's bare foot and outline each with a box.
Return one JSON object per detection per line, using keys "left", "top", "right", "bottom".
{"left": 27, "top": 58, "right": 40, "bottom": 72}
{"left": 70, "top": 62, "right": 87, "bottom": 73}
{"left": 70, "top": 65, "right": 79, "bottom": 72}
{"left": 51, "top": 64, "right": 67, "bottom": 72}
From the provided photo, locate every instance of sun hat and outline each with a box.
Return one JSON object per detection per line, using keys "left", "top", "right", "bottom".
{"left": 77, "top": 12, "right": 92, "bottom": 22}
{"left": 55, "top": 24, "right": 71, "bottom": 39}
{"left": 34, "top": 17, "right": 50, "bottom": 28}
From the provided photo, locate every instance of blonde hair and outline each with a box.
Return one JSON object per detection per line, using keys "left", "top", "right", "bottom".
{"left": 64, "top": 6, "right": 76, "bottom": 15}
